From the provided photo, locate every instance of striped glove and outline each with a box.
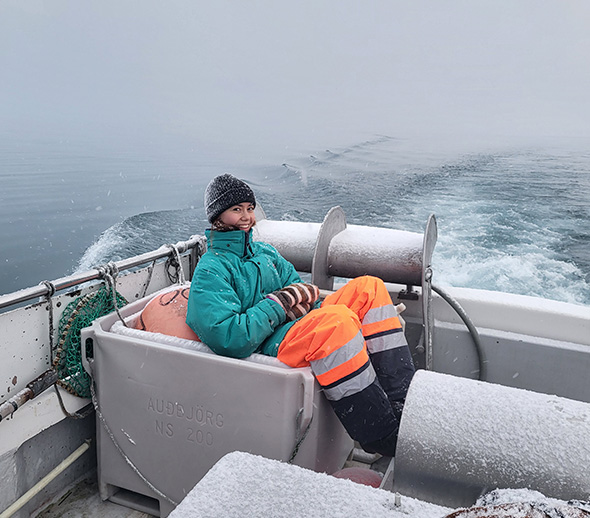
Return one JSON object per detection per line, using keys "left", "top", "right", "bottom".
{"left": 285, "top": 302, "right": 313, "bottom": 321}
{"left": 267, "top": 283, "right": 319, "bottom": 321}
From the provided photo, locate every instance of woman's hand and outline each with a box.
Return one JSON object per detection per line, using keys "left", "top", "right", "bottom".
{"left": 284, "top": 301, "right": 313, "bottom": 321}
{"left": 266, "top": 283, "right": 319, "bottom": 321}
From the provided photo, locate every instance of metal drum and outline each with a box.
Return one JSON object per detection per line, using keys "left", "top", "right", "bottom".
{"left": 393, "top": 370, "right": 590, "bottom": 508}
{"left": 254, "top": 206, "right": 436, "bottom": 290}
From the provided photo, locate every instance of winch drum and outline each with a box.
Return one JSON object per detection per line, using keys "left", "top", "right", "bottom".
{"left": 393, "top": 370, "right": 590, "bottom": 508}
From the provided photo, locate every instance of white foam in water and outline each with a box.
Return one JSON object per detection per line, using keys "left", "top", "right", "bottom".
{"left": 80, "top": 140, "right": 590, "bottom": 306}
{"left": 4, "top": 135, "right": 588, "bottom": 307}
{"left": 77, "top": 222, "right": 130, "bottom": 273}
{"left": 434, "top": 233, "right": 589, "bottom": 306}
{"left": 268, "top": 139, "right": 590, "bottom": 306}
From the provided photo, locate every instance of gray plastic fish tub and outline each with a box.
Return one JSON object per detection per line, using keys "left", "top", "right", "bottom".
{"left": 81, "top": 293, "right": 353, "bottom": 517}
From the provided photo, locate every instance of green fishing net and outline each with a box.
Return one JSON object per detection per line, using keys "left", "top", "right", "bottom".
{"left": 53, "top": 285, "right": 127, "bottom": 398}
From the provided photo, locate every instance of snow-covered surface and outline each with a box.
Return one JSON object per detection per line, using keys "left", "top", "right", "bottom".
{"left": 254, "top": 218, "right": 425, "bottom": 285}
{"left": 472, "top": 488, "right": 590, "bottom": 516}
{"left": 167, "top": 452, "right": 590, "bottom": 518}
{"left": 328, "top": 226, "right": 424, "bottom": 285}
{"left": 254, "top": 220, "right": 320, "bottom": 271}
{"left": 330, "top": 225, "right": 423, "bottom": 266}
{"left": 110, "top": 311, "right": 290, "bottom": 369}
{"left": 254, "top": 220, "right": 321, "bottom": 253}
{"left": 168, "top": 451, "right": 451, "bottom": 518}
{"left": 395, "top": 371, "right": 590, "bottom": 506}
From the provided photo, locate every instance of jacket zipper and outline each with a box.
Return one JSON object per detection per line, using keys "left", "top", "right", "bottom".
{"left": 244, "top": 231, "right": 250, "bottom": 257}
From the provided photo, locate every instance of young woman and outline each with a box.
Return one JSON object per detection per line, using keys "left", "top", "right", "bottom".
{"left": 186, "top": 173, "right": 415, "bottom": 456}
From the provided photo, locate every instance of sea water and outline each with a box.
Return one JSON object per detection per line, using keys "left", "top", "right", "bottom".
{"left": 1, "top": 133, "right": 589, "bottom": 305}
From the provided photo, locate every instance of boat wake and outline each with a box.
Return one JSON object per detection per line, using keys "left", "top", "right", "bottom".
{"left": 77, "top": 137, "right": 590, "bottom": 305}
{"left": 76, "top": 209, "right": 206, "bottom": 274}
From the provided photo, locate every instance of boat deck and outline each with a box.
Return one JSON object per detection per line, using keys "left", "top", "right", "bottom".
{"left": 32, "top": 453, "right": 388, "bottom": 518}
{"left": 33, "top": 473, "right": 155, "bottom": 518}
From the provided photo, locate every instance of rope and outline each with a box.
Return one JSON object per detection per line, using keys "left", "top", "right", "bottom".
{"left": 39, "top": 280, "right": 92, "bottom": 419}
{"left": 39, "top": 280, "right": 56, "bottom": 298}
{"left": 54, "top": 385, "right": 94, "bottom": 419}
{"left": 97, "top": 262, "right": 128, "bottom": 327}
{"left": 165, "top": 244, "right": 186, "bottom": 285}
{"left": 140, "top": 259, "right": 157, "bottom": 299}
{"left": 288, "top": 407, "right": 313, "bottom": 463}
{"left": 90, "top": 382, "right": 178, "bottom": 506}
{"left": 39, "top": 280, "right": 56, "bottom": 364}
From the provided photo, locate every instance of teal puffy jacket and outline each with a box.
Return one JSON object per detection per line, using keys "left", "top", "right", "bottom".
{"left": 186, "top": 228, "right": 302, "bottom": 358}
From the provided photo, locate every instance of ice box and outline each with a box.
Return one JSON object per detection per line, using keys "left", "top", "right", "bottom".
{"left": 81, "top": 291, "right": 354, "bottom": 517}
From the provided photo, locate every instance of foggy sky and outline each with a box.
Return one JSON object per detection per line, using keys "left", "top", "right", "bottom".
{"left": 1, "top": 0, "right": 589, "bottom": 154}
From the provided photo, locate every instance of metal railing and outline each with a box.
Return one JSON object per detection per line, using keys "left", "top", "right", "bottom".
{"left": 0, "top": 235, "right": 204, "bottom": 311}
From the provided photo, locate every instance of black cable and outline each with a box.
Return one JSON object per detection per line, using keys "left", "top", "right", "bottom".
{"left": 431, "top": 284, "right": 487, "bottom": 381}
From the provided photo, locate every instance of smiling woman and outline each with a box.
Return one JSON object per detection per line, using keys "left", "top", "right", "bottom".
{"left": 216, "top": 202, "right": 256, "bottom": 232}
{"left": 204, "top": 173, "right": 258, "bottom": 232}
{"left": 185, "top": 173, "right": 415, "bottom": 458}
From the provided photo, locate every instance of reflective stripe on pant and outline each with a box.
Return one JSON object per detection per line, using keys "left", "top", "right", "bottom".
{"left": 277, "top": 276, "right": 413, "bottom": 447}
{"left": 278, "top": 304, "right": 397, "bottom": 445}
{"left": 322, "top": 275, "right": 407, "bottom": 354}
{"left": 278, "top": 304, "right": 372, "bottom": 397}
{"left": 322, "top": 275, "right": 415, "bottom": 408}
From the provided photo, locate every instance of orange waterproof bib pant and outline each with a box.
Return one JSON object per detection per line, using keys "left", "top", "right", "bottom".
{"left": 277, "top": 276, "right": 415, "bottom": 456}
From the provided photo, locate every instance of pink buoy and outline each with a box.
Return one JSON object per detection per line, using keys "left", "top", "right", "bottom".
{"left": 136, "top": 286, "right": 199, "bottom": 341}
{"left": 331, "top": 467, "right": 383, "bottom": 488}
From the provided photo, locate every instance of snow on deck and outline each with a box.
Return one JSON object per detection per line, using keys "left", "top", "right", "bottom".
{"left": 168, "top": 451, "right": 451, "bottom": 518}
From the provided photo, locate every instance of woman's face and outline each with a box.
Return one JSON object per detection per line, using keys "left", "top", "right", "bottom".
{"left": 218, "top": 202, "right": 256, "bottom": 232}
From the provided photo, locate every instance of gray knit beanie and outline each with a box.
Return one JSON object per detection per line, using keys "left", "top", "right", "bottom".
{"left": 204, "top": 173, "right": 256, "bottom": 223}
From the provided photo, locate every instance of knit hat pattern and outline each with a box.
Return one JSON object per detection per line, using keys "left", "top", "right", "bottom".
{"left": 204, "top": 173, "right": 256, "bottom": 223}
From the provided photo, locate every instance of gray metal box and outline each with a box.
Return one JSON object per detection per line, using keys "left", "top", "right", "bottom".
{"left": 82, "top": 294, "right": 353, "bottom": 517}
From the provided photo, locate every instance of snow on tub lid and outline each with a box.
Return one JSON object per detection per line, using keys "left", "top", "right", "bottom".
{"left": 168, "top": 451, "right": 451, "bottom": 518}
{"left": 168, "top": 451, "right": 590, "bottom": 518}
